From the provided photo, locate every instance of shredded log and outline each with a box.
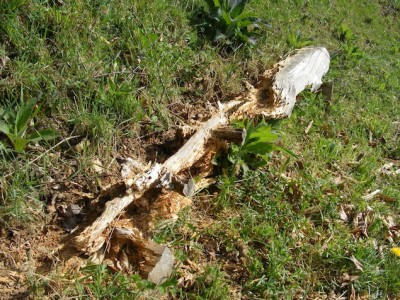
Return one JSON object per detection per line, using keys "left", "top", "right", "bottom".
{"left": 74, "top": 47, "right": 330, "bottom": 255}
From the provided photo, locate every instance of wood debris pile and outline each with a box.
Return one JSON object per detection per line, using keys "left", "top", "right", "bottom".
{"left": 70, "top": 47, "right": 331, "bottom": 283}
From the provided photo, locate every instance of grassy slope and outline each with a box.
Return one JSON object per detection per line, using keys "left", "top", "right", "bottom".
{"left": 0, "top": 0, "right": 399, "bottom": 299}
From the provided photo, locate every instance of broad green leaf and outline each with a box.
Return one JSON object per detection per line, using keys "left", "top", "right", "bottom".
{"left": 147, "top": 33, "right": 158, "bottom": 43}
{"left": 221, "top": 10, "right": 232, "bottom": 25}
{"left": 236, "top": 19, "right": 255, "bottom": 28}
{"left": 242, "top": 142, "right": 274, "bottom": 155}
{"left": 16, "top": 99, "right": 36, "bottom": 133}
{"left": 12, "top": 136, "right": 28, "bottom": 152}
{"left": 1, "top": 106, "right": 16, "bottom": 125}
{"left": 250, "top": 156, "right": 269, "bottom": 169}
{"left": 228, "top": 145, "right": 240, "bottom": 163}
{"left": 139, "top": 32, "right": 157, "bottom": 48}
{"left": 28, "top": 128, "right": 58, "bottom": 142}
{"left": 231, "top": 119, "right": 246, "bottom": 129}
{"left": 245, "top": 119, "right": 255, "bottom": 136}
{"left": 248, "top": 124, "right": 279, "bottom": 143}
{"left": 214, "top": 0, "right": 221, "bottom": 8}
{"left": 234, "top": 11, "right": 257, "bottom": 20}
{"left": 5, "top": 133, "right": 17, "bottom": 151}
{"left": 138, "top": 31, "right": 150, "bottom": 48}
{"left": 228, "top": 0, "right": 249, "bottom": 18}
{"left": 30, "top": 100, "right": 45, "bottom": 120}
{"left": 0, "top": 120, "right": 11, "bottom": 135}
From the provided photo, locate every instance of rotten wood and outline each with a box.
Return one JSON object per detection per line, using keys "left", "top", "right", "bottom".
{"left": 74, "top": 47, "right": 330, "bottom": 263}
{"left": 112, "top": 227, "right": 175, "bottom": 284}
{"left": 73, "top": 104, "right": 239, "bottom": 253}
{"left": 75, "top": 194, "right": 135, "bottom": 252}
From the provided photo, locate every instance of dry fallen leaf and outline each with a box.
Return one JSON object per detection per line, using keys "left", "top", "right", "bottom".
{"left": 0, "top": 56, "right": 10, "bottom": 72}
{"left": 352, "top": 207, "right": 373, "bottom": 238}
{"left": 379, "top": 163, "right": 400, "bottom": 177}
{"left": 332, "top": 175, "right": 343, "bottom": 186}
{"left": 339, "top": 205, "right": 348, "bottom": 222}
{"left": 91, "top": 158, "right": 104, "bottom": 174}
{"left": 305, "top": 120, "right": 313, "bottom": 134}
{"left": 339, "top": 272, "right": 359, "bottom": 288}
{"left": 74, "top": 139, "right": 90, "bottom": 152}
{"left": 378, "top": 193, "right": 396, "bottom": 203}
{"left": 119, "top": 249, "right": 130, "bottom": 271}
{"left": 381, "top": 216, "right": 400, "bottom": 242}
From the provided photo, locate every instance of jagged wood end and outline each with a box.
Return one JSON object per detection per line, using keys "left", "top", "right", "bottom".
{"left": 231, "top": 47, "right": 330, "bottom": 119}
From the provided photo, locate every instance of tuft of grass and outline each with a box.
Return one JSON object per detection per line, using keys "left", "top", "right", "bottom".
{"left": 0, "top": 159, "right": 45, "bottom": 227}
{"left": 29, "top": 263, "right": 177, "bottom": 299}
{"left": 286, "top": 30, "right": 313, "bottom": 49}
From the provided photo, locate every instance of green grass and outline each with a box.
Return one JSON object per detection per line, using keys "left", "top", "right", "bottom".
{"left": 1, "top": 0, "right": 400, "bottom": 299}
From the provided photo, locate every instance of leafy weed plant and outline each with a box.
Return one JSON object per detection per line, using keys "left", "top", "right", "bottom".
{"left": 286, "top": 30, "right": 313, "bottom": 49}
{"left": 0, "top": 99, "right": 57, "bottom": 152}
{"left": 202, "top": 0, "right": 270, "bottom": 46}
{"left": 336, "top": 24, "right": 363, "bottom": 61}
{"left": 214, "top": 119, "right": 294, "bottom": 176}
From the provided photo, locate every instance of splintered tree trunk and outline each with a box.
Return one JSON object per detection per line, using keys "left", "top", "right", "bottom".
{"left": 73, "top": 47, "right": 330, "bottom": 280}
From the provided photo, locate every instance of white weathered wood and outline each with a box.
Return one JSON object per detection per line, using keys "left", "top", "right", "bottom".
{"left": 272, "top": 47, "right": 330, "bottom": 116}
{"left": 162, "top": 101, "right": 240, "bottom": 173}
{"left": 127, "top": 163, "right": 162, "bottom": 189}
{"left": 74, "top": 194, "right": 134, "bottom": 252}
{"left": 74, "top": 102, "right": 241, "bottom": 253}
{"left": 74, "top": 47, "right": 330, "bottom": 254}
{"left": 232, "top": 47, "right": 330, "bottom": 119}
